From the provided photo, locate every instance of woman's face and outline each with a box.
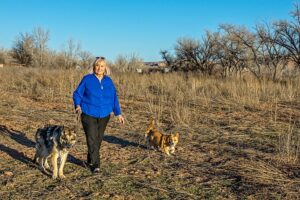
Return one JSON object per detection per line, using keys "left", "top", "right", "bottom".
{"left": 94, "top": 61, "right": 106, "bottom": 76}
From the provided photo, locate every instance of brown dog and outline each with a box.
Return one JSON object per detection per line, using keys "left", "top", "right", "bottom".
{"left": 145, "top": 120, "right": 179, "bottom": 155}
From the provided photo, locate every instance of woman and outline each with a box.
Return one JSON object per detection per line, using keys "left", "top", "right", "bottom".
{"left": 73, "top": 57, "right": 124, "bottom": 173}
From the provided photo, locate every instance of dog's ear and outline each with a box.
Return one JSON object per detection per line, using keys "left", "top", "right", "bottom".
{"left": 150, "top": 119, "right": 156, "bottom": 129}
{"left": 61, "top": 126, "right": 65, "bottom": 133}
{"left": 150, "top": 119, "right": 155, "bottom": 127}
{"left": 175, "top": 132, "right": 179, "bottom": 138}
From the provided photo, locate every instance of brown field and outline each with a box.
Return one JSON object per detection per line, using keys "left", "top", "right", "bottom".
{"left": 0, "top": 67, "right": 300, "bottom": 199}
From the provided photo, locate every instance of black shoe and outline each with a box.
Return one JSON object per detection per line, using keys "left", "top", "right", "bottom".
{"left": 92, "top": 167, "right": 100, "bottom": 174}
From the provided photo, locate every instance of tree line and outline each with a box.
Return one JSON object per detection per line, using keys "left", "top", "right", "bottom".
{"left": 0, "top": 27, "right": 94, "bottom": 69}
{"left": 160, "top": 4, "right": 300, "bottom": 81}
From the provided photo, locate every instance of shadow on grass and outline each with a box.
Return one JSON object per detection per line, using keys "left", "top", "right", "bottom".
{"left": 0, "top": 125, "right": 35, "bottom": 148}
{"left": 0, "top": 143, "right": 33, "bottom": 165}
{"left": 0, "top": 143, "right": 53, "bottom": 177}
{"left": 104, "top": 134, "right": 148, "bottom": 149}
{"left": 67, "top": 154, "right": 86, "bottom": 168}
{"left": 0, "top": 124, "right": 84, "bottom": 168}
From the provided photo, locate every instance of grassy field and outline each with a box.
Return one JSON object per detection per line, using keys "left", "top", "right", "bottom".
{"left": 0, "top": 67, "right": 300, "bottom": 199}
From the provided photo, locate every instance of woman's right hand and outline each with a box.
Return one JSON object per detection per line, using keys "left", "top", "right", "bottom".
{"left": 75, "top": 105, "right": 82, "bottom": 114}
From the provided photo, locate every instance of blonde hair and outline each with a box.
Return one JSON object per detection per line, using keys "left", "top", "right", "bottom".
{"left": 92, "top": 57, "right": 111, "bottom": 75}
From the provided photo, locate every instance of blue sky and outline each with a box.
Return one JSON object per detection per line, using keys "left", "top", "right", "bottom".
{"left": 0, "top": 0, "right": 298, "bottom": 61}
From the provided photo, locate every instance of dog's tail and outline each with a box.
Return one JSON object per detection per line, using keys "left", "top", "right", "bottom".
{"left": 35, "top": 128, "right": 42, "bottom": 142}
{"left": 34, "top": 128, "right": 43, "bottom": 149}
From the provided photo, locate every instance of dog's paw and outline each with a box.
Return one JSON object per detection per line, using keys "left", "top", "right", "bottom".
{"left": 59, "top": 174, "right": 66, "bottom": 179}
{"left": 52, "top": 174, "right": 58, "bottom": 179}
{"left": 40, "top": 166, "right": 46, "bottom": 172}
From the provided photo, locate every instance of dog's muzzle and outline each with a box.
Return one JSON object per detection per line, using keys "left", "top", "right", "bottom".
{"left": 62, "top": 142, "right": 75, "bottom": 149}
{"left": 67, "top": 143, "right": 74, "bottom": 148}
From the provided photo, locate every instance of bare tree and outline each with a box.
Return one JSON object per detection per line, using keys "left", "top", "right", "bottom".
{"left": 160, "top": 50, "right": 174, "bottom": 67}
{"left": 220, "top": 24, "right": 264, "bottom": 80}
{"left": 78, "top": 50, "right": 93, "bottom": 69}
{"left": 32, "top": 27, "right": 50, "bottom": 67}
{"left": 114, "top": 55, "right": 129, "bottom": 72}
{"left": 215, "top": 32, "right": 247, "bottom": 77}
{"left": 0, "top": 48, "right": 10, "bottom": 64}
{"left": 173, "top": 31, "right": 219, "bottom": 74}
{"left": 273, "top": 4, "right": 300, "bottom": 68}
{"left": 174, "top": 37, "right": 200, "bottom": 72}
{"left": 256, "top": 24, "right": 288, "bottom": 81}
{"left": 114, "top": 54, "right": 144, "bottom": 72}
{"left": 62, "top": 39, "right": 81, "bottom": 68}
{"left": 11, "top": 32, "right": 35, "bottom": 66}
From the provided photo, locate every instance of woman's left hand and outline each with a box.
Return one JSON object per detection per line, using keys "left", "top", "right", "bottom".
{"left": 118, "top": 115, "right": 125, "bottom": 124}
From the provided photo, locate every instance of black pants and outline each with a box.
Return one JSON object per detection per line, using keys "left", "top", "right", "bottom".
{"left": 81, "top": 113, "right": 110, "bottom": 169}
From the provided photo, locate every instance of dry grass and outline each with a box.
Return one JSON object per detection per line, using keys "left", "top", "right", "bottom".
{"left": 0, "top": 66, "right": 300, "bottom": 199}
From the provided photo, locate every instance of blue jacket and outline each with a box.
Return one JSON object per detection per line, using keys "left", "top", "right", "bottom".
{"left": 73, "top": 74, "right": 121, "bottom": 118}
